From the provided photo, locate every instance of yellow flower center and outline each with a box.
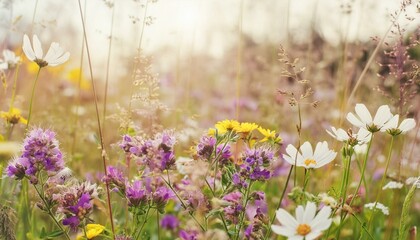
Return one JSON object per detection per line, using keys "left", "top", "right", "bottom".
{"left": 304, "top": 159, "right": 317, "bottom": 166}
{"left": 296, "top": 223, "right": 311, "bottom": 236}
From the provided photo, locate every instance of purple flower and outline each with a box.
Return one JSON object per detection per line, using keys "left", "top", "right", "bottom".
{"left": 179, "top": 230, "right": 198, "bottom": 240}
{"left": 223, "top": 191, "right": 243, "bottom": 224}
{"left": 160, "top": 214, "right": 179, "bottom": 230}
{"left": 153, "top": 186, "right": 174, "bottom": 213}
{"left": 119, "top": 135, "right": 134, "bottom": 153}
{"left": 102, "top": 166, "right": 127, "bottom": 193}
{"left": 237, "top": 147, "right": 275, "bottom": 183}
{"left": 6, "top": 128, "right": 64, "bottom": 184}
{"left": 55, "top": 181, "right": 98, "bottom": 230}
{"left": 126, "top": 180, "right": 148, "bottom": 207}
{"left": 196, "top": 136, "right": 216, "bottom": 159}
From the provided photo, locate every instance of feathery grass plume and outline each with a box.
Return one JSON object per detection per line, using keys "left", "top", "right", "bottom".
{"left": 375, "top": 1, "right": 419, "bottom": 116}
{"left": 0, "top": 204, "right": 16, "bottom": 240}
{"left": 398, "top": 177, "right": 419, "bottom": 240}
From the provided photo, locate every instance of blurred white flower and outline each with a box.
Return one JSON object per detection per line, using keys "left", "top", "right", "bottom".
{"left": 318, "top": 193, "right": 337, "bottom": 208}
{"left": 354, "top": 143, "right": 368, "bottom": 155}
{"left": 283, "top": 141, "right": 337, "bottom": 169}
{"left": 346, "top": 104, "right": 393, "bottom": 133}
{"left": 405, "top": 177, "right": 420, "bottom": 188}
{"left": 0, "top": 49, "right": 20, "bottom": 70}
{"left": 22, "top": 34, "right": 70, "bottom": 68}
{"left": 272, "top": 201, "right": 332, "bottom": 240}
{"left": 381, "top": 114, "right": 416, "bottom": 136}
{"left": 382, "top": 181, "right": 403, "bottom": 190}
{"left": 326, "top": 127, "right": 371, "bottom": 146}
{"left": 364, "top": 202, "right": 389, "bottom": 215}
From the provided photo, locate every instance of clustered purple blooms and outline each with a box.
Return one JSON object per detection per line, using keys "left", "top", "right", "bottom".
{"left": 196, "top": 136, "right": 216, "bottom": 159}
{"left": 6, "top": 128, "right": 64, "bottom": 184}
{"left": 222, "top": 191, "right": 243, "bottom": 224}
{"left": 119, "top": 131, "right": 176, "bottom": 172}
{"left": 239, "top": 147, "right": 274, "bottom": 181}
{"left": 160, "top": 214, "right": 179, "bottom": 230}
{"left": 102, "top": 166, "right": 127, "bottom": 194}
{"left": 179, "top": 230, "right": 199, "bottom": 240}
{"left": 153, "top": 186, "right": 175, "bottom": 213}
{"left": 126, "top": 180, "right": 148, "bottom": 207}
{"left": 55, "top": 182, "right": 98, "bottom": 230}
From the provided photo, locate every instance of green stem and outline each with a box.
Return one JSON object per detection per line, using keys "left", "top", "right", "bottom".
{"left": 366, "top": 136, "right": 394, "bottom": 232}
{"left": 135, "top": 205, "right": 151, "bottom": 240}
{"left": 302, "top": 169, "right": 311, "bottom": 192}
{"left": 33, "top": 184, "right": 71, "bottom": 240}
{"left": 336, "top": 135, "right": 374, "bottom": 239}
{"left": 156, "top": 210, "right": 160, "bottom": 240}
{"left": 26, "top": 67, "right": 41, "bottom": 129}
{"left": 265, "top": 165, "right": 294, "bottom": 239}
{"left": 352, "top": 213, "right": 375, "bottom": 240}
{"left": 235, "top": 181, "right": 253, "bottom": 240}
{"left": 9, "top": 65, "right": 20, "bottom": 110}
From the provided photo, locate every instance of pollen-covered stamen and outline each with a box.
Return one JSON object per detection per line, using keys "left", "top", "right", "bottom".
{"left": 304, "top": 159, "right": 317, "bottom": 167}
{"left": 296, "top": 223, "right": 311, "bottom": 236}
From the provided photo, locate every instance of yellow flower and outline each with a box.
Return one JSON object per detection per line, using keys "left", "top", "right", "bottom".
{"left": 258, "top": 127, "right": 282, "bottom": 143}
{"left": 67, "top": 68, "right": 91, "bottom": 90}
{"left": 236, "top": 122, "right": 259, "bottom": 134}
{"left": 214, "top": 120, "right": 240, "bottom": 135}
{"left": 85, "top": 224, "right": 105, "bottom": 239}
{"left": 0, "top": 108, "right": 27, "bottom": 125}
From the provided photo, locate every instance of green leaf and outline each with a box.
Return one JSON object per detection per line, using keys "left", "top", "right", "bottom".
{"left": 398, "top": 179, "right": 418, "bottom": 240}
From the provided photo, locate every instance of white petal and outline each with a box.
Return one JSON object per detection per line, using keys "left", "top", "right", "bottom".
{"left": 275, "top": 208, "right": 299, "bottom": 230}
{"left": 335, "top": 128, "right": 349, "bottom": 141}
{"left": 310, "top": 206, "right": 332, "bottom": 231}
{"left": 0, "top": 62, "right": 7, "bottom": 70}
{"left": 288, "top": 236, "right": 304, "bottom": 240}
{"left": 373, "top": 105, "right": 392, "bottom": 127}
{"left": 356, "top": 128, "right": 371, "bottom": 142}
{"left": 295, "top": 205, "right": 304, "bottom": 223}
{"left": 32, "top": 35, "right": 44, "bottom": 59}
{"left": 399, "top": 118, "right": 416, "bottom": 133}
{"left": 44, "top": 42, "right": 63, "bottom": 63}
{"left": 313, "top": 141, "right": 327, "bottom": 161}
{"left": 316, "top": 151, "right": 336, "bottom": 168}
{"left": 305, "top": 231, "right": 323, "bottom": 240}
{"left": 355, "top": 104, "right": 372, "bottom": 124}
{"left": 346, "top": 112, "right": 365, "bottom": 128}
{"left": 284, "top": 144, "right": 302, "bottom": 165}
{"left": 48, "top": 52, "right": 69, "bottom": 66}
{"left": 303, "top": 202, "right": 317, "bottom": 223}
{"left": 300, "top": 141, "right": 313, "bottom": 159}
{"left": 22, "top": 34, "right": 36, "bottom": 61}
{"left": 381, "top": 114, "right": 399, "bottom": 132}
{"left": 271, "top": 225, "right": 294, "bottom": 237}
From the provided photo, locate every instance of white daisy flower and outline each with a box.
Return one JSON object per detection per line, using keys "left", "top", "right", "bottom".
{"left": 326, "top": 127, "right": 371, "bottom": 146}
{"left": 364, "top": 202, "right": 389, "bottom": 215}
{"left": 22, "top": 34, "right": 70, "bottom": 68}
{"left": 283, "top": 141, "right": 337, "bottom": 169}
{"left": 382, "top": 181, "right": 403, "bottom": 190}
{"left": 346, "top": 104, "right": 393, "bottom": 132}
{"left": 0, "top": 49, "right": 20, "bottom": 70}
{"left": 271, "top": 201, "right": 332, "bottom": 240}
{"left": 381, "top": 114, "right": 416, "bottom": 136}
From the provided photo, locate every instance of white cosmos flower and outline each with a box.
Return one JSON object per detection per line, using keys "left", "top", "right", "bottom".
{"left": 0, "top": 49, "right": 21, "bottom": 69}
{"left": 22, "top": 34, "right": 70, "bottom": 68}
{"left": 326, "top": 127, "right": 371, "bottom": 146}
{"left": 283, "top": 141, "right": 337, "bottom": 169}
{"left": 381, "top": 114, "right": 416, "bottom": 136}
{"left": 346, "top": 104, "right": 393, "bottom": 132}
{"left": 271, "top": 201, "right": 332, "bottom": 240}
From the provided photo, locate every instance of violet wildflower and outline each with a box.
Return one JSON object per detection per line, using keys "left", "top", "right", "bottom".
{"left": 55, "top": 181, "right": 99, "bottom": 230}
{"left": 234, "top": 147, "right": 274, "bottom": 185}
{"left": 6, "top": 128, "right": 64, "bottom": 184}
{"left": 153, "top": 186, "right": 174, "bottom": 213}
{"left": 160, "top": 214, "right": 179, "bottom": 230}
{"left": 179, "top": 229, "right": 199, "bottom": 240}
{"left": 119, "top": 135, "right": 135, "bottom": 153}
{"left": 126, "top": 180, "right": 148, "bottom": 208}
{"left": 196, "top": 135, "right": 216, "bottom": 159}
{"left": 102, "top": 165, "right": 127, "bottom": 194}
{"left": 223, "top": 191, "right": 243, "bottom": 224}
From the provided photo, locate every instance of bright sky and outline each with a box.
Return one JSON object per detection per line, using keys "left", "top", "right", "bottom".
{"left": 0, "top": 0, "right": 418, "bottom": 74}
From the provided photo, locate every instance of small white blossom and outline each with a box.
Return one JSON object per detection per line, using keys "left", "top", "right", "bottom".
{"left": 381, "top": 114, "right": 416, "bottom": 136}
{"left": 0, "top": 49, "right": 20, "bottom": 70}
{"left": 382, "top": 181, "right": 403, "bottom": 190}
{"left": 318, "top": 193, "right": 337, "bottom": 208}
{"left": 22, "top": 34, "right": 70, "bottom": 68}
{"left": 283, "top": 141, "right": 337, "bottom": 169}
{"left": 346, "top": 104, "right": 393, "bottom": 132}
{"left": 272, "top": 201, "right": 332, "bottom": 240}
{"left": 326, "top": 127, "right": 371, "bottom": 145}
{"left": 405, "top": 177, "right": 420, "bottom": 188}
{"left": 364, "top": 202, "right": 389, "bottom": 215}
